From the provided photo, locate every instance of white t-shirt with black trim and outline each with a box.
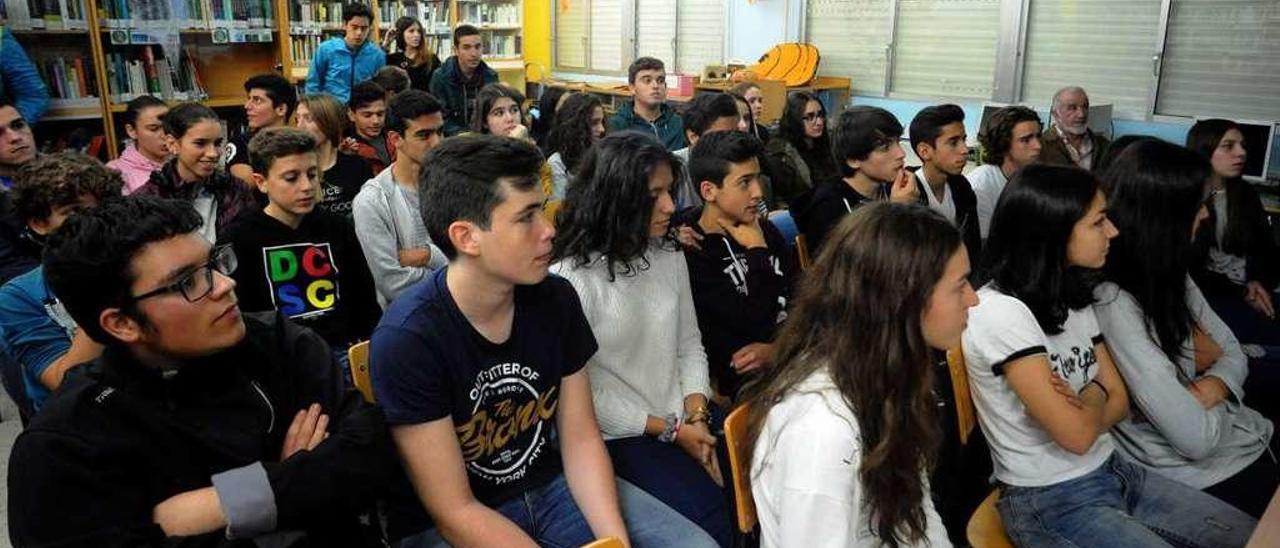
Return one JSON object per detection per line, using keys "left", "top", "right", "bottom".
{"left": 962, "top": 284, "right": 1115, "bottom": 487}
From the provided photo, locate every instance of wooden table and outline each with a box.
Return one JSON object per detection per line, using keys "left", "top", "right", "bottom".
{"left": 696, "top": 76, "right": 851, "bottom": 124}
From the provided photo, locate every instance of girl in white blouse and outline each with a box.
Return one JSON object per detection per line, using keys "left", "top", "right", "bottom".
{"left": 744, "top": 202, "right": 976, "bottom": 547}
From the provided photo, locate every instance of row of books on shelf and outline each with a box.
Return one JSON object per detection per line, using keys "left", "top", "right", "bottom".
{"left": 98, "top": 0, "right": 275, "bottom": 29}
{"left": 286, "top": 0, "right": 346, "bottom": 32}
{"left": 1, "top": 0, "right": 89, "bottom": 30}
{"left": 457, "top": 1, "right": 516, "bottom": 26}
{"left": 105, "top": 46, "right": 206, "bottom": 103}
{"left": 288, "top": 33, "right": 324, "bottom": 66}
{"left": 33, "top": 55, "right": 99, "bottom": 101}
{"left": 377, "top": 0, "right": 449, "bottom": 33}
{"left": 481, "top": 33, "right": 518, "bottom": 57}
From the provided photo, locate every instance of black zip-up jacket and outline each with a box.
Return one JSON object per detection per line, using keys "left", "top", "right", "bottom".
{"left": 7, "top": 312, "right": 394, "bottom": 547}
{"left": 675, "top": 207, "right": 796, "bottom": 397}
{"left": 135, "top": 160, "right": 258, "bottom": 240}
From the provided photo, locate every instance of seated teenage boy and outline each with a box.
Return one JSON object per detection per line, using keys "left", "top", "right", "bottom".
{"left": 790, "top": 106, "right": 918, "bottom": 253}
{"left": 353, "top": 90, "right": 449, "bottom": 308}
{"left": 348, "top": 81, "right": 398, "bottom": 174}
{"left": 9, "top": 196, "right": 394, "bottom": 546}
{"left": 675, "top": 131, "right": 794, "bottom": 400}
{"left": 220, "top": 127, "right": 381, "bottom": 366}
{"left": 0, "top": 97, "right": 41, "bottom": 282}
{"left": 0, "top": 153, "right": 119, "bottom": 417}
{"left": 671, "top": 93, "right": 742, "bottom": 210}
{"left": 971, "top": 105, "right": 1042, "bottom": 239}
{"left": 372, "top": 135, "right": 713, "bottom": 547}
{"left": 908, "top": 104, "right": 982, "bottom": 272}
{"left": 226, "top": 73, "right": 297, "bottom": 189}
{"left": 609, "top": 57, "right": 685, "bottom": 151}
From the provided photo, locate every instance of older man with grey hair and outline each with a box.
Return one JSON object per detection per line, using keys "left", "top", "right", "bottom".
{"left": 1040, "top": 86, "right": 1110, "bottom": 171}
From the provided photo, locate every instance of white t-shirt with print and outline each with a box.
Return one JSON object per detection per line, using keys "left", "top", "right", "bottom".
{"left": 962, "top": 284, "right": 1115, "bottom": 487}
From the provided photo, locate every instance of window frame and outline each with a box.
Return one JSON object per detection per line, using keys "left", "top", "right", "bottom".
{"left": 553, "top": 0, "right": 727, "bottom": 78}
{"left": 802, "top": 0, "right": 1278, "bottom": 123}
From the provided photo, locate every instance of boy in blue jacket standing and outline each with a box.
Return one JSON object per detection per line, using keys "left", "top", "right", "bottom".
{"left": 305, "top": 3, "right": 386, "bottom": 104}
{"left": 429, "top": 24, "right": 497, "bottom": 136}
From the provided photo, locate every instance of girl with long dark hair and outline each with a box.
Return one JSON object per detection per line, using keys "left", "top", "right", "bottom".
{"left": 134, "top": 102, "right": 255, "bottom": 243}
{"left": 384, "top": 16, "right": 441, "bottom": 92}
{"left": 744, "top": 202, "right": 975, "bottom": 546}
{"left": 544, "top": 93, "right": 605, "bottom": 199}
{"left": 551, "top": 131, "right": 732, "bottom": 546}
{"left": 1095, "top": 139, "right": 1277, "bottom": 518}
{"left": 471, "top": 83, "right": 531, "bottom": 142}
{"left": 764, "top": 91, "right": 838, "bottom": 204}
{"left": 966, "top": 163, "right": 1255, "bottom": 546}
{"left": 1187, "top": 119, "right": 1280, "bottom": 345}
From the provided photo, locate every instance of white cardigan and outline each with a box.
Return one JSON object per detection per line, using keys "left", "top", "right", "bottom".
{"left": 551, "top": 245, "right": 711, "bottom": 439}
{"left": 751, "top": 368, "right": 952, "bottom": 548}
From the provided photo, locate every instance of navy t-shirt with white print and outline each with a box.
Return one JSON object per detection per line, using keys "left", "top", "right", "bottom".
{"left": 371, "top": 267, "right": 597, "bottom": 507}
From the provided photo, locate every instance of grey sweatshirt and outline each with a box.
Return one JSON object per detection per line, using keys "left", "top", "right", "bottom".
{"left": 1093, "top": 279, "right": 1274, "bottom": 488}
{"left": 352, "top": 166, "right": 448, "bottom": 308}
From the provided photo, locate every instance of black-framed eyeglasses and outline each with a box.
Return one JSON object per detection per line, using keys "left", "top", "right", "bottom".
{"left": 803, "top": 111, "right": 827, "bottom": 123}
{"left": 127, "top": 245, "right": 239, "bottom": 304}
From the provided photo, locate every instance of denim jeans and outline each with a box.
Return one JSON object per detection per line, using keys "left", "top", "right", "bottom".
{"left": 397, "top": 474, "right": 717, "bottom": 548}
{"left": 998, "top": 453, "right": 1256, "bottom": 548}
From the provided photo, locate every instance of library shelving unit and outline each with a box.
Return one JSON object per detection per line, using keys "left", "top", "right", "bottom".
{"left": 4, "top": 0, "right": 526, "bottom": 158}
{"left": 2, "top": 0, "right": 111, "bottom": 157}
{"left": 3, "top": 0, "right": 382, "bottom": 158}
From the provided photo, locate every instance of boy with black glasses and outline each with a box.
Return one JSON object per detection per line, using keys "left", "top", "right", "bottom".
{"left": 9, "top": 195, "right": 393, "bottom": 547}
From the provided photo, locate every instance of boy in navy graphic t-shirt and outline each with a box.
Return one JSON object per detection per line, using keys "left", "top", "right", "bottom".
{"left": 371, "top": 135, "right": 717, "bottom": 547}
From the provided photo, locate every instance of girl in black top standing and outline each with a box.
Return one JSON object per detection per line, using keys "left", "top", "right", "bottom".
{"left": 384, "top": 16, "right": 442, "bottom": 93}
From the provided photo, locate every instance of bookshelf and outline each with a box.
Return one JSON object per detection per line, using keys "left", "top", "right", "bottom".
{"left": 3, "top": 0, "right": 528, "bottom": 158}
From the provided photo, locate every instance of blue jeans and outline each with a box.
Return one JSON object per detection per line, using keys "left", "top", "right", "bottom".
{"left": 397, "top": 475, "right": 717, "bottom": 548}
{"left": 606, "top": 436, "right": 733, "bottom": 548}
{"left": 998, "top": 453, "right": 1256, "bottom": 548}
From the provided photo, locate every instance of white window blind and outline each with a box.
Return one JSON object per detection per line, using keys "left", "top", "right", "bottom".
{"left": 806, "top": 0, "right": 893, "bottom": 96}
{"left": 590, "top": 0, "right": 624, "bottom": 72}
{"left": 1155, "top": 0, "right": 1280, "bottom": 121}
{"left": 890, "top": 0, "right": 1000, "bottom": 99}
{"left": 1020, "top": 0, "right": 1162, "bottom": 119}
{"left": 555, "top": 0, "right": 588, "bottom": 70}
{"left": 676, "top": 0, "right": 726, "bottom": 75}
{"left": 636, "top": 0, "right": 676, "bottom": 66}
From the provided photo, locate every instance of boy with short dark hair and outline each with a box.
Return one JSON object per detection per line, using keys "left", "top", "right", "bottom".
{"left": 219, "top": 127, "right": 381, "bottom": 366}
{"left": 908, "top": 104, "right": 982, "bottom": 271}
{"left": 348, "top": 81, "right": 398, "bottom": 174}
{"left": 10, "top": 195, "right": 393, "bottom": 546}
{"left": 677, "top": 131, "right": 794, "bottom": 399}
{"left": 305, "top": 2, "right": 386, "bottom": 103}
{"left": 790, "top": 106, "right": 918, "bottom": 252}
{"left": 429, "top": 24, "right": 498, "bottom": 136}
{"left": 671, "top": 92, "right": 742, "bottom": 209}
{"left": 375, "top": 135, "right": 690, "bottom": 546}
{"left": 972, "top": 105, "right": 1042, "bottom": 239}
{"left": 0, "top": 97, "right": 41, "bottom": 282}
{"left": 353, "top": 89, "right": 448, "bottom": 307}
{"left": 228, "top": 73, "right": 299, "bottom": 186}
{"left": 609, "top": 57, "right": 685, "bottom": 151}
{"left": 373, "top": 65, "right": 411, "bottom": 100}
{"left": 0, "top": 153, "right": 119, "bottom": 417}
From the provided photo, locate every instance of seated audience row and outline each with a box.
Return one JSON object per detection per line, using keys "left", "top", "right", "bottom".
{"left": 3, "top": 51, "right": 1278, "bottom": 548}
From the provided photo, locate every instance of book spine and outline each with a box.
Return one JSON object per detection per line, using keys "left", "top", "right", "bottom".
{"left": 73, "top": 57, "right": 89, "bottom": 97}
